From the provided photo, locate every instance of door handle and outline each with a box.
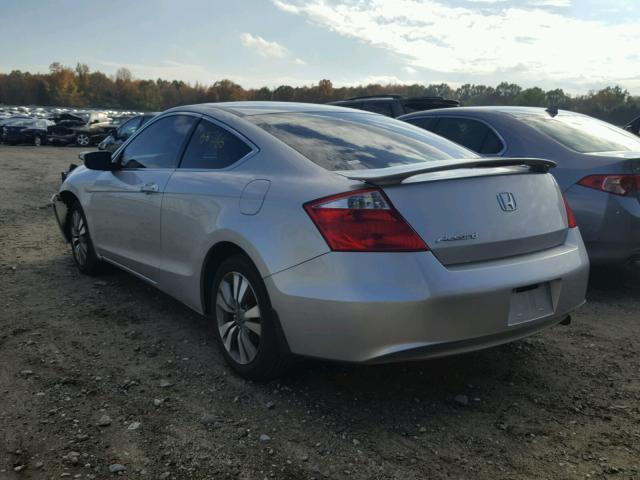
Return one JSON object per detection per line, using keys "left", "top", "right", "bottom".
{"left": 140, "top": 183, "right": 159, "bottom": 194}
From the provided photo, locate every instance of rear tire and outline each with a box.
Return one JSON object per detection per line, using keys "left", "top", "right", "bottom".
{"left": 68, "top": 201, "right": 102, "bottom": 275}
{"left": 75, "top": 134, "right": 91, "bottom": 147}
{"left": 210, "top": 255, "right": 290, "bottom": 380}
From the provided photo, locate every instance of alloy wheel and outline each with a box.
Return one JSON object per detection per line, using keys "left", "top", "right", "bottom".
{"left": 76, "top": 134, "right": 90, "bottom": 146}
{"left": 70, "top": 210, "right": 88, "bottom": 266}
{"left": 216, "top": 271, "right": 262, "bottom": 364}
{"left": 33, "top": 136, "right": 42, "bottom": 146}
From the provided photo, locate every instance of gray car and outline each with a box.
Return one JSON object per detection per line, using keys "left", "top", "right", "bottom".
{"left": 52, "top": 102, "right": 589, "bottom": 379}
{"left": 399, "top": 107, "right": 640, "bottom": 265}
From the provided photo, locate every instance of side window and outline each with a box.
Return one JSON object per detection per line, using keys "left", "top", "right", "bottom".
{"left": 405, "top": 116, "right": 437, "bottom": 132}
{"left": 140, "top": 115, "right": 154, "bottom": 127}
{"left": 480, "top": 129, "right": 504, "bottom": 155}
{"left": 433, "top": 117, "right": 504, "bottom": 154}
{"left": 120, "top": 115, "right": 196, "bottom": 169}
{"left": 340, "top": 102, "right": 362, "bottom": 111}
{"left": 180, "top": 120, "right": 252, "bottom": 169}
{"left": 117, "top": 117, "right": 142, "bottom": 139}
{"left": 359, "top": 101, "right": 394, "bottom": 117}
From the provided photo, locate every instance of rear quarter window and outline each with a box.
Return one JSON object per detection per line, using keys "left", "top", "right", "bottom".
{"left": 432, "top": 117, "right": 504, "bottom": 155}
{"left": 180, "top": 120, "right": 252, "bottom": 169}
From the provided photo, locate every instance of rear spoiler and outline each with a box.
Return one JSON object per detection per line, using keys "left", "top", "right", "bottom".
{"left": 336, "top": 157, "right": 556, "bottom": 186}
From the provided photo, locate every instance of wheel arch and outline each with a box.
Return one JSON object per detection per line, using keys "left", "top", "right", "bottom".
{"left": 199, "top": 240, "right": 292, "bottom": 359}
{"left": 200, "top": 241, "right": 254, "bottom": 315}
{"left": 56, "top": 190, "right": 80, "bottom": 242}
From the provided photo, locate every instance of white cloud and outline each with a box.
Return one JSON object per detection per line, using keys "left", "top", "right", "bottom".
{"left": 273, "top": 0, "right": 640, "bottom": 91}
{"left": 530, "top": 0, "right": 571, "bottom": 6}
{"left": 294, "top": 57, "right": 307, "bottom": 65}
{"left": 272, "top": 0, "right": 301, "bottom": 14}
{"left": 338, "top": 75, "right": 416, "bottom": 86}
{"left": 240, "top": 32, "right": 288, "bottom": 58}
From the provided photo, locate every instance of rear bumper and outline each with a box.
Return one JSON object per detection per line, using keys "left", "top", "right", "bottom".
{"left": 566, "top": 185, "right": 640, "bottom": 264}
{"left": 265, "top": 228, "right": 589, "bottom": 363}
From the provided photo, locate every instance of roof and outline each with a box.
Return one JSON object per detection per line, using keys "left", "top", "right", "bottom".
{"left": 329, "top": 96, "right": 457, "bottom": 105}
{"left": 170, "top": 101, "right": 359, "bottom": 117}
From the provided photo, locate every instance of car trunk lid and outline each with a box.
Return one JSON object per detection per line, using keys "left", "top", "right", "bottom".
{"left": 340, "top": 159, "right": 568, "bottom": 266}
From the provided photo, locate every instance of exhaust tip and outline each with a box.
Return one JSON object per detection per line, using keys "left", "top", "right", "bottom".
{"left": 560, "top": 315, "right": 572, "bottom": 326}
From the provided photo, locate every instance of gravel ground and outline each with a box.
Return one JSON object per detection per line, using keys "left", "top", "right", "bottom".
{"left": 0, "top": 145, "right": 639, "bottom": 480}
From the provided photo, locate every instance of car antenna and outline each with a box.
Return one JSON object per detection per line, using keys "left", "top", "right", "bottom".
{"left": 546, "top": 106, "right": 558, "bottom": 117}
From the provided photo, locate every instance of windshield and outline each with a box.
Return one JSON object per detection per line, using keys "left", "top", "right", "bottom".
{"left": 248, "top": 111, "right": 477, "bottom": 171}
{"left": 515, "top": 112, "right": 640, "bottom": 153}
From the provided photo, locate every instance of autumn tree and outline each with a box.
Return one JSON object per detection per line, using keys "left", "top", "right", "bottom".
{"left": 1, "top": 62, "right": 640, "bottom": 125}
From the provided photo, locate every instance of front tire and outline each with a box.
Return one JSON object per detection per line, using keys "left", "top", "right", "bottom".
{"left": 68, "top": 202, "right": 102, "bottom": 275}
{"left": 210, "top": 255, "right": 289, "bottom": 380}
{"left": 33, "top": 136, "right": 42, "bottom": 146}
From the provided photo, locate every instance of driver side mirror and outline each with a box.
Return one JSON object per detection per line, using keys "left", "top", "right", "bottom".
{"left": 80, "top": 150, "right": 117, "bottom": 171}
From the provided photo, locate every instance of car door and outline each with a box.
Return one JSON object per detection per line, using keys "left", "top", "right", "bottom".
{"left": 88, "top": 113, "right": 198, "bottom": 281}
{"left": 158, "top": 118, "right": 257, "bottom": 310}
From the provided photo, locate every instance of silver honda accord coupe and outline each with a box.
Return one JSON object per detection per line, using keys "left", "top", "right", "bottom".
{"left": 52, "top": 102, "right": 589, "bottom": 379}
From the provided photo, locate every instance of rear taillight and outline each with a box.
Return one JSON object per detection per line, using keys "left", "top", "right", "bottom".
{"left": 577, "top": 174, "right": 639, "bottom": 196}
{"left": 563, "top": 195, "right": 577, "bottom": 228}
{"left": 304, "top": 188, "right": 428, "bottom": 252}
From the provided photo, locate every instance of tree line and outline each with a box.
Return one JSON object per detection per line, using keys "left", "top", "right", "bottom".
{"left": 1, "top": 62, "right": 638, "bottom": 125}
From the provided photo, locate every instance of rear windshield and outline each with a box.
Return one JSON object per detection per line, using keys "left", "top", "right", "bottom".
{"left": 515, "top": 112, "right": 640, "bottom": 153}
{"left": 248, "top": 112, "right": 477, "bottom": 170}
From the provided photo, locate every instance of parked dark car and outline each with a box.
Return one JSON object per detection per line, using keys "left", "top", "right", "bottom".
{"left": 47, "top": 112, "right": 114, "bottom": 147}
{"left": 2, "top": 118, "right": 51, "bottom": 146}
{"left": 0, "top": 115, "right": 33, "bottom": 129}
{"left": 400, "top": 106, "right": 640, "bottom": 264}
{"left": 328, "top": 94, "right": 458, "bottom": 118}
{"left": 97, "top": 113, "right": 158, "bottom": 152}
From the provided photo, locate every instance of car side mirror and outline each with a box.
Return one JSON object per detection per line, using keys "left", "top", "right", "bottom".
{"left": 80, "top": 150, "right": 116, "bottom": 171}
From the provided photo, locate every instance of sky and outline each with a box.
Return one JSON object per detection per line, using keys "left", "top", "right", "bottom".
{"left": 1, "top": 0, "right": 640, "bottom": 94}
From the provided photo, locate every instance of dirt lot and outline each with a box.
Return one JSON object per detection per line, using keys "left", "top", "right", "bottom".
{"left": 0, "top": 145, "right": 638, "bottom": 480}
